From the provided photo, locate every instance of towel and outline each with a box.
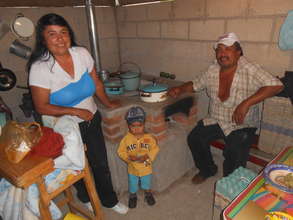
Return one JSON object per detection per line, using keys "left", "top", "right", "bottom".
{"left": 279, "top": 10, "right": 293, "bottom": 50}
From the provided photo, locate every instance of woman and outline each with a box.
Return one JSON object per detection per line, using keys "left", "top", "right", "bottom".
{"left": 27, "top": 13, "right": 128, "bottom": 214}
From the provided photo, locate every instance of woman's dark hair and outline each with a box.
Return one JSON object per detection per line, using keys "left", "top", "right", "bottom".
{"left": 26, "top": 13, "right": 78, "bottom": 73}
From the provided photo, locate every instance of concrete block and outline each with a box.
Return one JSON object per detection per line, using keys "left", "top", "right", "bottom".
{"left": 207, "top": 0, "right": 248, "bottom": 18}
{"left": 99, "top": 38, "right": 120, "bottom": 71}
{"left": 173, "top": 0, "right": 205, "bottom": 18}
{"left": 153, "top": 131, "right": 168, "bottom": 142}
{"left": 117, "top": 22, "right": 137, "bottom": 38}
{"left": 243, "top": 43, "right": 291, "bottom": 76}
{"left": 147, "top": 2, "right": 173, "bottom": 20}
{"left": 190, "top": 20, "right": 225, "bottom": 40}
{"left": 137, "top": 22, "right": 160, "bottom": 38}
{"left": 161, "top": 21, "right": 189, "bottom": 39}
{"left": 273, "top": 17, "right": 286, "bottom": 43}
{"left": 97, "top": 23, "right": 117, "bottom": 38}
{"left": 95, "top": 7, "right": 116, "bottom": 23}
{"left": 227, "top": 18, "right": 273, "bottom": 42}
{"left": 116, "top": 7, "right": 126, "bottom": 22}
{"left": 119, "top": 39, "right": 215, "bottom": 82}
{"left": 159, "top": 41, "right": 214, "bottom": 81}
{"left": 125, "top": 5, "right": 147, "bottom": 21}
{"left": 249, "top": 0, "right": 293, "bottom": 15}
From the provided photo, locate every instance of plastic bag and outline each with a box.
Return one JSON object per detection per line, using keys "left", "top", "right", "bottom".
{"left": 0, "top": 121, "right": 42, "bottom": 163}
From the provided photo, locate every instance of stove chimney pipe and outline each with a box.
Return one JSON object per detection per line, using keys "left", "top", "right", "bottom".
{"left": 85, "top": 0, "right": 101, "bottom": 71}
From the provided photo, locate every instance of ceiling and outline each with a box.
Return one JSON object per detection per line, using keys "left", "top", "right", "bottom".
{"left": 0, "top": 0, "right": 161, "bottom": 7}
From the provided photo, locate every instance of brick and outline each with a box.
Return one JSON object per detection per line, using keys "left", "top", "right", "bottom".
{"left": 102, "top": 126, "right": 120, "bottom": 136}
{"left": 150, "top": 122, "right": 167, "bottom": 133}
{"left": 146, "top": 113, "right": 165, "bottom": 123}
{"left": 102, "top": 115, "right": 123, "bottom": 126}
{"left": 172, "top": 113, "right": 188, "bottom": 123}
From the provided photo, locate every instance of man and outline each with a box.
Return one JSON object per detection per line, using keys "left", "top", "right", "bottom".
{"left": 168, "top": 32, "right": 283, "bottom": 184}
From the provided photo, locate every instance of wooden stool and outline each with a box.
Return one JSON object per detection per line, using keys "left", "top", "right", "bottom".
{"left": 0, "top": 144, "right": 103, "bottom": 220}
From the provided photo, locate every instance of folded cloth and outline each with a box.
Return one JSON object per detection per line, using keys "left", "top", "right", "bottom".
{"left": 42, "top": 115, "right": 85, "bottom": 170}
{"left": 30, "top": 126, "right": 64, "bottom": 158}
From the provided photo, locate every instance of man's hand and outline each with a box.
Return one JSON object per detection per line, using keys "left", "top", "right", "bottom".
{"left": 167, "top": 82, "right": 194, "bottom": 98}
{"left": 167, "top": 86, "right": 182, "bottom": 98}
{"left": 232, "top": 101, "right": 250, "bottom": 125}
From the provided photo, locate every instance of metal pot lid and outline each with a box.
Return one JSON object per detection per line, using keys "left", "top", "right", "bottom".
{"left": 141, "top": 83, "right": 168, "bottom": 93}
{"left": 11, "top": 14, "right": 34, "bottom": 39}
{"left": 120, "top": 71, "right": 140, "bottom": 79}
{"left": 0, "top": 71, "right": 17, "bottom": 91}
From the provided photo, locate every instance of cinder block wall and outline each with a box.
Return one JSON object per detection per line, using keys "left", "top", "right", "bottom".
{"left": 0, "top": 6, "right": 119, "bottom": 120}
{"left": 116, "top": 0, "right": 293, "bottom": 80}
{"left": 116, "top": 0, "right": 293, "bottom": 119}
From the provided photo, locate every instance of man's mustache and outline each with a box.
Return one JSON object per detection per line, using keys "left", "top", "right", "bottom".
{"left": 219, "top": 56, "right": 229, "bottom": 61}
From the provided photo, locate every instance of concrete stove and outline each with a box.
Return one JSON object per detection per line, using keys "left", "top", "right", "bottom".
{"left": 96, "top": 76, "right": 199, "bottom": 194}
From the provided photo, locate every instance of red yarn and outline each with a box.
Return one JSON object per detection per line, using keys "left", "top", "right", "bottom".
{"left": 30, "top": 126, "right": 64, "bottom": 158}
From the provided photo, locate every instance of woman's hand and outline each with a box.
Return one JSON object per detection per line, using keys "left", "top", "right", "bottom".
{"left": 73, "top": 108, "right": 94, "bottom": 121}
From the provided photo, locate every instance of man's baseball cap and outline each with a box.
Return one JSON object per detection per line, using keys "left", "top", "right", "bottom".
{"left": 214, "top": 32, "right": 240, "bottom": 49}
{"left": 125, "top": 106, "right": 146, "bottom": 124}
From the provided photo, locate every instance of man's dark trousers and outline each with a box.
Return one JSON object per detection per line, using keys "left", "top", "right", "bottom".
{"left": 187, "top": 120, "right": 256, "bottom": 177}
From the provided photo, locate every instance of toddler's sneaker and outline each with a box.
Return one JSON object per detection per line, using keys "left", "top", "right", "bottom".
{"left": 128, "top": 193, "right": 137, "bottom": 208}
{"left": 111, "top": 202, "right": 129, "bottom": 214}
{"left": 144, "top": 191, "right": 156, "bottom": 206}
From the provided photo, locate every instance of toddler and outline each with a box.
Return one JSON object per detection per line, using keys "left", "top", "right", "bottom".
{"left": 117, "top": 106, "right": 159, "bottom": 208}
